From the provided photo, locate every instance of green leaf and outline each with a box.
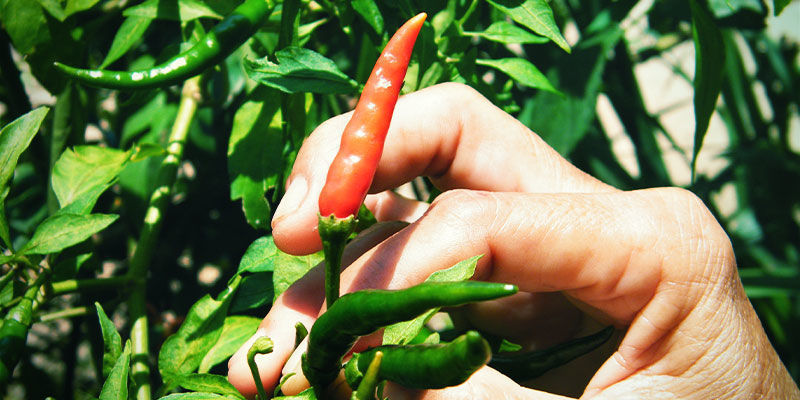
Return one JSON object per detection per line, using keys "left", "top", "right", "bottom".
{"left": 498, "top": 339, "right": 523, "bottom": 353}
{"left": 272, "top": 249, "right": 324, "bottom": 301}
{"left": 382, "top": 255, "right": 481, "bottom": 345}
{"left": 198, "top": 316, "right": 261, "bottom": 373}
{"left": 476, "top": 58, "right": 559, "bottom": 94}
{"left": 35, "top": 0, "right": 66, "bottom": 21}
{"left": 689, "top": 0, "right": 725, "bottom": 179}
{"left": 95, "top": 302, "right": 122, "bottom": 379}
{"left": 228, "top": 87, "right": 282, "bottom": 230}
{"left": 51, "top": 146, "right": 130, "bottom": 212}
{"left": 100, "top": 16, "right": 153, "bottom": 69}
{"left": 175, "top": 373, "right": 245, "bottom": 399}
{"left": 518, "top": 22, "right": 622, "bottom": 157}
{"left": 1, "top": 187, "right": 11, "bottom": 249}
{"left": 99, "top": 340, "right": 131, "bottom": 400}
{"left": 130, "top": 142, "right": 166, "bottom": 162}
{"left": 20, "top": 213, "right": 118, "bottom": 255}
{"left": 230, "top": 273, "right": 273, "bottom": 312}
{"left": 351, "top": 0, "right": 384, "bottom": 35}
{"left": 273, "top": 388, "right": 317, "bottom": 400}
{"left": 773, "top": 0, "right": 791, "bottom": 15}
{"left": 158, "top": 277, "right": 241, "bottom": 385}
{"left": 123, "top": 0, "right": 223, "bottom": 21}
{"left": 237, "top": 236, "right": 282, "bottom": 274}
{"left": 244, "top": 47, "right": 358, "bottom": 94}
{"left": 157, "top": 394, "right": 230, "bottom": 400}
{"left": 486, "top": 0, "right": 570, "bottom": 53}
{"left": 0, "top": 0, "right": 49, "bottom": 55}
{"left": 463, "top": 21, "right": 549, "bottom": 44}
{"left": 0, "top": 107, "right": 48, "bottom": 191}
{"left": 65, "top": 0, "right": 101, "bottom": 17}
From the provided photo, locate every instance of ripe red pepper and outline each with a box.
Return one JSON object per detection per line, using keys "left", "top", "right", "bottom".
{"left": 318, "top": 13, "right": 427, "bottom": 219}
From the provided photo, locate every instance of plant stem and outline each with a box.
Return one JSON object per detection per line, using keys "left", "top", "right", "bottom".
{"left": 36, "top": 305, "right": 89, "bottom": 322}
{"left": 247, "top": 336, "right": 274, "bottom": 400}
{"left": 49, "top": 275, "right": 132, "bottom": 296}
{"left": 318, "top": 214, "right": 356, "bottom": 307}
{"left": 126, "top": 75, "right": 202, "bottom": 400}
{"left": 457, "top": 0, "right": 480, "bottom": 29}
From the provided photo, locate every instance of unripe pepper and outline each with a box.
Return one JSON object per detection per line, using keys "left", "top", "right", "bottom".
{"left": 55, "top": 0, "right": 273, "bottom": 90}
{"left": 318, "top": 12, "right": 427, "bottom": 219}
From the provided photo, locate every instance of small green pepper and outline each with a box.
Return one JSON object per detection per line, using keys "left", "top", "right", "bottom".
{"left": 302, "top": 281, "right": 518, "bottom": 392}
{"left": 54, "top": 0, "right": 274, "bottom": 90}
{"left": 489, "top": 325, "right": 615, "bottom": 381}
{"left": 345, "top": 331, "right": 491, "bottom": 390}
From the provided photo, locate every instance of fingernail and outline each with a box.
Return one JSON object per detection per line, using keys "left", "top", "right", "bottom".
{"left": 273, "top": 176, "right": 308, "bottom": 223}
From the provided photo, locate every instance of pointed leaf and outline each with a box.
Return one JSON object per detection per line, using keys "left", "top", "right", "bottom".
{"left": 51, "top": 146, "right": 130, "bottom": 212}
{"left": 486, "top": 0, "right": 570, "bottom": 52}
{"left": 690, "top": 0, "right": 725, "bottom": 178}
{"left": 20, "top": 213, "right": 118, "bottom": 255}
{"left": 351, "top": 0, "right": 384, "bottom": 35}
{"left": 0, "top": 107, "right": 48, "bottom": 191}
{"left": 228, "top": 88, "right": 282, "bottom": 230}
{"left": 463, "top": 21, "right": 549, "bottom": 44}
{"left": 100, "top": 16, "right": 153, "bottom": 69}
{"left": 65, "top": 0, "right": 101, "bottom": 16}
{"left": 95, "top": 302, "right": 122, "bottom": 379}
{"left": 244, "top": 47, "right": 358, "bottom": 94}
{"left": 123, "top": 0, "right": 223, "bottom": 21}
{"left": 198, "top": 316, "right": 261, "bottom": 373}
{"left": 476, "top": 58, "right": 560, "bottom": 94}
{"left": 158, "top": 277, "right": 240, "bottom": 384}
{"left": 176, "top": 373, "right": 245, "bottom": 399}
{"left": 98, "top": 340, "right": 131, "bottom": 400}
{"left": 157, "top": 394, "right": 230, "bottom": 400}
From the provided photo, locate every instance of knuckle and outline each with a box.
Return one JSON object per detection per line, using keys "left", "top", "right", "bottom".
{"left": 652, "top": 187, "right": 736, "bottom": 284}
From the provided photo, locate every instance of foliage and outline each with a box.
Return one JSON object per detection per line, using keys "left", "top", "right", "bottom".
{"left": 0, "top": 0, "right": 798, "bottom": 398}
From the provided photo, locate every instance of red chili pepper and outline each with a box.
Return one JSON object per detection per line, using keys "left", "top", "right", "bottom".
{"left": 318, "top": 13, "right": 427, "bottom": 219}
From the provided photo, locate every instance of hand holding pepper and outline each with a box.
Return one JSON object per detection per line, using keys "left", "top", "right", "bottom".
{"left": 228, "top": 83, "right": 800, "bottom": 399}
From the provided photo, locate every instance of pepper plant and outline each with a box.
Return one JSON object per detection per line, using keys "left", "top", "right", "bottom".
{"left": 0, "top": 0, "right": 798, "bottom": 399}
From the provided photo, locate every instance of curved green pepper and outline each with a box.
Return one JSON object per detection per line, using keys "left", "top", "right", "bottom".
{"left": 302, "top": 281, "right": 518, "bottom": 391}
{"left": 0, "top": 291, "right": 35, "bottom": 386}
{"left": 54, "top": 0, "right": 273, "bottom": 90}
{"left": 489, "top": 325, "right": 615, "bottom": 381}
{"left": 345, "top": 331, "right": 491, "bottom": 390}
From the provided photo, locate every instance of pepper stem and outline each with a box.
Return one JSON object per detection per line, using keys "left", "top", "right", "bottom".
{"left": 353, "top": 351, "right": 383, "bottom": 400}
{"left": 247, "top": 336, "right": 274, "bottom": 400}
{"left": 318, "top": 214, "right": 357, "bottom": 307}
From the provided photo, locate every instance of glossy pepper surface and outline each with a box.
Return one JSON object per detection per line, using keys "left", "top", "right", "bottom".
{"left": 317, "top": 12, "right": 426, "bottom": 219}
{"left": 345, "top": 331, "right": 491, "bottom": 390}
{"left": 54, "top": 0, "right": 273, "bottom": 90}
{"left": 302, "top": 281, "right": 518, "bottom": 391}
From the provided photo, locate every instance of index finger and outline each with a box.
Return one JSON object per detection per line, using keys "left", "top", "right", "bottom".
{"left": 271, "top": 82, "right": 615, "bottom": 255}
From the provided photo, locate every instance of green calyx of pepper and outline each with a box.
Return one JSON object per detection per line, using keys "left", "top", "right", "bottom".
{"left": 318, "top": 213, "right": 358, "bottom": 308}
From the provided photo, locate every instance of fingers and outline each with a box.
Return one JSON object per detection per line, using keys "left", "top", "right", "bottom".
{"left": 227, "top": 222, "right": 408, "bottom": 398}
{"left": 272, "top": 82, "right": 614, "bottom": 255}
{"left": 332, "top": 187, "right": 735, "bottom": 391}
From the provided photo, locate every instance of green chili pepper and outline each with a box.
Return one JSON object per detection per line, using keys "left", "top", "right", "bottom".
{"left": 0, "top": 319, "right": 28, "bottom": 384}
{"left": 0, "top": 276, "right": 41, "bottom": 386}
{"left": 54, "top": 0, "right": 274, "bottom": 90}
{"left": 302, "top": 281, "right": 518, "bottom": 392}
{"left": 489, "top": 325, "right": 615, "bottom": 381}
{"left": 345, "top": 331, "right": 491, "bottom": 390}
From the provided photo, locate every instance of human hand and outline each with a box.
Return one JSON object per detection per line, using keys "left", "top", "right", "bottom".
{"left": 228, "top": 83, "right": 800, "bottom": 399}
